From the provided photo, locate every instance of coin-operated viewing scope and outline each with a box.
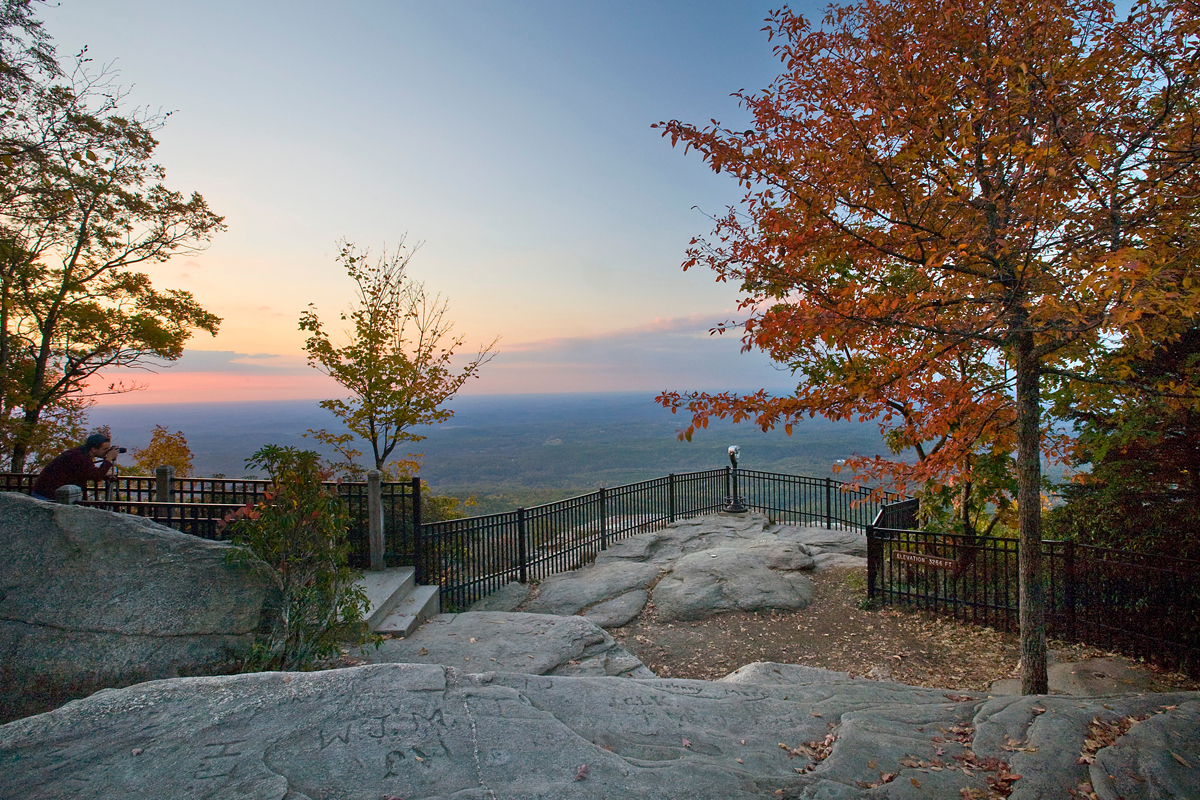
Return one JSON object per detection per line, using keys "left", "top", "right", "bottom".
{"left": 725, "top": 445, "right": 747, "bottom": 513}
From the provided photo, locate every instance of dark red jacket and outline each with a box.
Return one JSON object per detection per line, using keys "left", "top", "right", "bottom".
{"left": 32, "top": 447, "right": 114, "bottom": 499}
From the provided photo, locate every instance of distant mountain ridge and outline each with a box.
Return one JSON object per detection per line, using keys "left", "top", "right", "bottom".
{"left": 88, "top": 393, "right": 898, "bottom": 499}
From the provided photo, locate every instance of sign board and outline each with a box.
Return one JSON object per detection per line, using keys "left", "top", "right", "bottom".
{"left": 891, "top": 550, "right": 956, "bottom": 570}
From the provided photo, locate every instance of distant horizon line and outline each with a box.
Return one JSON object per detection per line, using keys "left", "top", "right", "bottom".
{"left": 89, "top": 388, "right": 795, "bottom": 409}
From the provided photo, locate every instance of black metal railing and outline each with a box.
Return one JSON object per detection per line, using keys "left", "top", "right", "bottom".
{"left": 867, "top": 515, "right": 1200, "bottom": 676}
{"left": 738, "top": 470, "right": 904, "bottom": 529}
{"left": 75, "top": 499, "right": 244, "bottom": 539}
{"left": 3, "top": 472, "right": 420, "bottom": 570}
{"left": 421, "top": 468, "right": 893, "bottom": 610}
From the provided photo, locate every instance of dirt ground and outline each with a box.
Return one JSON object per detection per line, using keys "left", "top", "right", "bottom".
{"left": 608, "top": 566, "right": 1200, "bottom": 693}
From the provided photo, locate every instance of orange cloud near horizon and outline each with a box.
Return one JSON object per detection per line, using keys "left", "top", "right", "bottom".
{"left": 89, "top": 371, "right": 344, "bottom": 405}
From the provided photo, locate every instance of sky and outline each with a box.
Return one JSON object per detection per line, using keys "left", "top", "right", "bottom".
{"left": 35, "top": 0, "right": 826, "bottom": 404}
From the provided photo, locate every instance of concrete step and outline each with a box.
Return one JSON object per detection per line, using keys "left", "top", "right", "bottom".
{"left": 355, "top": 567, "right": 416, "bottom": 630}
{"left": 375, "top": 584, "right": 440, "bottom": 637}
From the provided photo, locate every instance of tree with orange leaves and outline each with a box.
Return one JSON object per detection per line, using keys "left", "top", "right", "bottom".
{"left": 656, "top": 0, "right": 1200, "bottom": 694}
{"left": 130, "top": 425, "right": 193, "bottom": 477}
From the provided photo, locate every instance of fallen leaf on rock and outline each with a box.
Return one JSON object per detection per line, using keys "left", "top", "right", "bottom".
{"left": 574, "top": 764, "right": 589, "bottom": 781}
{"left": 418, "top": 647, "right": 428, "bottom": 656}
{"left": 1171, "top": 751, "right": 1192, "bottom": 768}
{"left": 469, "top": 637, "right": 477, "bottom": 643}
{"left": 1003, "top": 735, "right": 1037, "bottom": 753}
{"left": 130, "top": 748, "right": 143, "bottom": 756}
{"left": 682, "top": 738, "right": 691, "bottom": 748}
{"left": 911, "top": 778, "right": 921, "bottom": 788}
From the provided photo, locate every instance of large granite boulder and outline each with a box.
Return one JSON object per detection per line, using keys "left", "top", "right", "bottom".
{"left": 653, "top": 545, "right": 816, "bottom": 620}
{"left": 3, "top": 662, "right": 1197, "bottom": 799}
{"left": 523, "top": 561, "right": 660, "bottom": 616}
{"left": 0, "top": 492, "right": 272, "bottom": 722}
{"left": 513, "top": 514, "right": 843, "bottom": 627}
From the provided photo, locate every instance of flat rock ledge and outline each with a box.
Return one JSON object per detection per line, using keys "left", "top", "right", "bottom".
{"left": 511, "top": 512, "right": 863, "bottom": 625}
{"left": 363, "top": 611, "right": 654, "bottom": 678}
{"left": 2, "top": 663, "right": 1197, "bottom": 799}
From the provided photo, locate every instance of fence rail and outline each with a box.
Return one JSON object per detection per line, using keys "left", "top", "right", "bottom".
{"left": 866, "top": 519, "right": 1200, "bottom": 676}
{"left": 421, "top": 468, "right": 895, "bottom": 609}
{"left": 3, "top": 471, "right": 420, "bottom": 569}
{"left": 76, "top": 499, "right": 244, "bottom": 539}
{"left": 11, "top": 465, "right": 1198, "bottom": 673}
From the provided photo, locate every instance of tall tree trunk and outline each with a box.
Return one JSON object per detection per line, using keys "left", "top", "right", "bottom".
{"left": 1015, "top": 332, "right": 1048, "bottom": 694}
{"left": 9, "top": 406, "right": 43, "bottom": 473}
{"left": 11, "top": 440, "right": 28, "bottom": 474}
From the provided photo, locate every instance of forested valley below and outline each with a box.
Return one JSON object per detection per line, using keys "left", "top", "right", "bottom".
{"left": 90, "top": 392, "right": 901, "bottom": 515}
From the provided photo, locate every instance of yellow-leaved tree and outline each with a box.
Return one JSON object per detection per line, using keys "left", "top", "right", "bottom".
{"left": 300, "top": 238, "right": 497, "bottom": 480}
{"left": 130, "top": 425, "right": 193, "bottom": 477}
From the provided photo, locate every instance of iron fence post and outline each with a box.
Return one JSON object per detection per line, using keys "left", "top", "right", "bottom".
{"left": 518, "top": 507, "right": 528, "bottom": 584}
{"left": 1064, "top": 540, "right": 1076, "bottom": 639}
{"left": 866, "top": 523, "right": 877, "bottom": 602}
{"left": 668, "top": 474, "right": 676, "bottom": 523}
{"left": 726, "top": 466, "right": 732, "bottom": 505}
{"left": 599, "top": 488, "right": 608, "bottom": 551}
{"left": 411, "top": 476, "right": 423, "bottom": 583}
{"left": 825, "top": 477, "right": 832, "bottom": 529}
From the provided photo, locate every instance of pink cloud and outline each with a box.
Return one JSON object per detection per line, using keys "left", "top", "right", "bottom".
{"left": 89, "top": 371, "right": 343, "bottom": 405}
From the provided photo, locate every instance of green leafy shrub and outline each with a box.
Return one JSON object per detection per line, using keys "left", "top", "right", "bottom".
{"left": 224, "top": 445, "right": 370, "bottom": 670}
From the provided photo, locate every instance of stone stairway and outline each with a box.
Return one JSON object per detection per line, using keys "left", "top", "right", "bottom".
{"left": 354, "top": 566, "right": 440, "bottom": 637}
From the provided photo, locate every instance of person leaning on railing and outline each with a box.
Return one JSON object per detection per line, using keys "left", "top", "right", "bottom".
{"left": 31, "top": 433, "right": 120, "bottom": 501}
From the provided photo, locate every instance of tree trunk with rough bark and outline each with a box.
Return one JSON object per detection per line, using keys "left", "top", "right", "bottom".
{"left": 1015, "top": 333, "right": 1048, "bottom": 695}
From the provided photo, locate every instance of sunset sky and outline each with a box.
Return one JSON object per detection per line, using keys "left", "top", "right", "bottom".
{"left": 40, "top": 1, "right": 823, "bottom": 404}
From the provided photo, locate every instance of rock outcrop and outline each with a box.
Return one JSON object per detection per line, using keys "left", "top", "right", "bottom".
{"left": 364, "top": 611, "right": 653, "bottom": 678}
{"left": 3, "top": 662, "right": 1197, "bottom": 799}
{"left": 518, "top": 513, "right": 859, "bottom": 625}
{"left": 0, "top": 492, "right": 272, "bottom": 722}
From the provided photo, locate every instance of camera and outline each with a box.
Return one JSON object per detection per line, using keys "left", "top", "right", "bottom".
{"left": 115, "top": 447, "right": 127, "bottom": 453}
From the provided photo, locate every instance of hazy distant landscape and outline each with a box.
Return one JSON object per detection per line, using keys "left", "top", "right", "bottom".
{"left": 91, "top": 393, "right": 900, "bottom": 514}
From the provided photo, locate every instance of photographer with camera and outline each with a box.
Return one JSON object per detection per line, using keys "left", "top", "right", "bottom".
{"left": 31, "top": 433, "right": 125, "bottom": 501}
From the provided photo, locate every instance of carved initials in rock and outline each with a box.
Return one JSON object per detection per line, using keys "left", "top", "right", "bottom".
{"left": 193, "top": 740, "right": 246, "bottom": 780}
{"left": 384, "top": 744, "right": 442, "bottom": 777}
{"left": 319, "top": 724, "right": 351, "bottom": 750}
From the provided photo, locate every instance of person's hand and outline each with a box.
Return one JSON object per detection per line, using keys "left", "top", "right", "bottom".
{"left": 103, "top": 446, "right": 119, "bottom": 462}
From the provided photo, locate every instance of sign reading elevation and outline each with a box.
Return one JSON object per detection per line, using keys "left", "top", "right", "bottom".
{"left": 891, "top": 550, "right": 956, "bottom": 570}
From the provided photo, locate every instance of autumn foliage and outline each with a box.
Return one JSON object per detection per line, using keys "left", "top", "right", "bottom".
{"left": 300, "top": 239, "right": 496, "bottom": 479}
{"left": 129, "top": 425, "right": 193, "bottom": 477}
{"left": 656, "top": 0, "right": 1200, "bottom": 693}
{"left": 222, "top": 445, "right": 369, "bottom": 671}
